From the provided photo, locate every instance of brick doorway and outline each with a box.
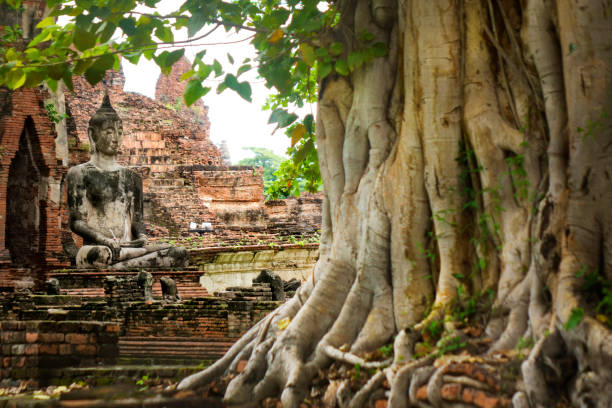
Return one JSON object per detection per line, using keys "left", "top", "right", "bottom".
{"left": 5, "top": 116, "right": 49, "bottom": 267}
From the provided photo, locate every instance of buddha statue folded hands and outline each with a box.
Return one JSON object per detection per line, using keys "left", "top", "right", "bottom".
{"left": 67, "top": 94, "right": 188, "bottom": 269}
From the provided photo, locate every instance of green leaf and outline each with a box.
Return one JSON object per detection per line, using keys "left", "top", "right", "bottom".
{"left": 29, "top": 28, "right": 52, "bottom": 47}
{"left": 237, "top": 64, "right": 251, "bottom": 77}
{"left": 293, "top": 139, "right": 314, "bottom": 165}
{"left": 184, "top": 80, "right": 210, "bottom": 106}
{"left": 73, "top": 59, "right": 94, "bottom": 75}
{"left": 47, "top": 63, "right": 67, "bottom": 80}
{"left": 188, "top": 10, "right": 207, "bottom": 37}
{"left": 73, "top": 27, "right": 97, "bottom": 51}
{"left": 315, "top": 47, "right": 328, "bottom": 57}
{"left": 304, "top": 114, "right": 314, "bottom": 134}
{"left": 195, "top": 50, "right": 206, "bottom": 61}
{"left": 334, "top": 59, "right": 349, "bottom": 76}
{"left": 318, "top": 61, "right": 332, "bottom": 79}
{"left": 227, "top": 53, "right": 234, "bottom": 64}
{"left": 5, "top": 48, "right": 19, "bottom": 61}
{"left": 24, "top": 69, "right": 45, "bottom": 88}
{"left": 155, "top": 49, "right": 185, "bottom": 75}
{"left": 371, "top": 42, "right": 388, "bottom": 57}
{"left": 6, "top": 69, "right": 26, "bottom": 90}
{"left": 84, "top": 53, "right": 115, "bottom": 85}
{"left": 329, "top": 42, "right": 344, "bottom": 56}
{"left": 62, "top": 69, "right": 74, "bottom": 92}
{"left": 98, "top": 22, "right": 116, "bottom": 43}
{"left": 223, "top": 74, "right": 251, "bottom": 102}
{"left": 123, "top": 52, "right": 141, "bottom": 65}
{"left": 197, "top": 64, "right": 213, "bottom": 80}
{"left": 291, "top": 124, "right": 306, "bottom": 146}
{"left": 24, "top": 48, "right": 39, "bottom": 60}
{"left": 180, "top": 70, "right": 195, "bottom": 81}
{"left": 347, "top": 51, "right": 363, "bottom": 70}
{"left": 299, "top": 43, "right": 316, "bottom": 67}
{"left": 46, "top": 78, "right": 58, "bottom": 93}
{"left": 119, "top": 18, "right": 137, "bottom": 36}
{"left": 268, "top": 109, "right": 298, "bottom": 128}
{"left": 36, "top": 17, "right": 55, "bottom": 29}
{"left": 361, "top": 30, "right": 374, "bottom": 42}
{"left": 155, "top": 26, "right": 174, "bottom": 43}
{"left": 212, "top": 59, "right": 223, "bottom": 77}
{"left": 165, "top": 49, "right": 185, "bottom": 68}
{"left": 564, "top": 307, "right": 584, "bottom": 330}
{"left": 235, "top": 82, "right": 252, "bottom": 101}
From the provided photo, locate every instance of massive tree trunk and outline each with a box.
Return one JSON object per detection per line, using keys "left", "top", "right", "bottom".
{"left": 179, "top": 0, "right": 612, "bottom": 406}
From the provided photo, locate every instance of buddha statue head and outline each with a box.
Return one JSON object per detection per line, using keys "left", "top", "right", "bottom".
{"left": 87, "top": 93, "right": 123, "bottom": 156}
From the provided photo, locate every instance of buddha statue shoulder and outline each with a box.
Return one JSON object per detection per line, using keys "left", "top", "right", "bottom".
{"left": 67, "top": 94, "right": 187, "bottom": 269}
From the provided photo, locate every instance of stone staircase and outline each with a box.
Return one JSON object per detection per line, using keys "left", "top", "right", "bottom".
{"left": 118, "top": 336, "right": 235, "bottom": 365}
{"left": 52, "top": 269, "right": 209, "bottom": 300}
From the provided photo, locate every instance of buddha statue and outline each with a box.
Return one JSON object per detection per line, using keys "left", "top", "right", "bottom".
{"left": 67, "top": 94, "right": 188, "bottom": 269}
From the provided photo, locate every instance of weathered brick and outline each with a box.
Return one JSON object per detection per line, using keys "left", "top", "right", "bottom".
{"left": 1, "top": 321, "right": 24, "bottom": 330}
{"left": 1, "top": 331, "right": 25, "bottom": 343}
{"left": 65, "top": 333, "right": 88, "bottom": 344}
{"left": 374, "top": 400, "right": 388, "bottom": 408}
{"left": 25, "top": 331, "right": 38, "bottom": 343}
{"left": 39, "top": 332, "right": 65, "bottom": 343}
{"left": 59, "top": 344, "right": 72, "bottom": 355}
{"left": 441, "top": 383, "right": 462, "bottom": 401}
{"left": 38, "top": 344, "right": 58, "bottom": 355}
{"left": 10, "top": 344, "right": 25, "bottom": 356}
{"left": 105, "top": 324, "right": 120, "bottom": 333}
{"left": 74, "top": 344, "right": 97, "bottom": 356}
{"left": 24, "top": 344, "right": 39, "bottom": 355}
{"left": 11, "top": 356, "right": 25, "bottom": 368}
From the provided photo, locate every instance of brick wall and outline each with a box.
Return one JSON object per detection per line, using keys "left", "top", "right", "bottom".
{"left": 0, "top": 293, "right": 278, "bottom": 374}
{"left": 0, "top": 86, "right": 71, "bottom": 289}
{"left": 0, "top": 320, "right": 119, "bottom": 380}
{"left": 122, "top": 298, "right": 277, "bottom": 339}
{"left": 265, "top": 193, "right": 323, "bottom": 236}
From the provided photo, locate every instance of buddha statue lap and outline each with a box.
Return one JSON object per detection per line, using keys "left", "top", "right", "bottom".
{"left": 67, "top": 94, "right": 187, "bottom": 269}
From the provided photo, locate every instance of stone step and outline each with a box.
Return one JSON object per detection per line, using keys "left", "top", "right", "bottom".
{"left": 60, "top": 285, "right": 209, "bottom": 300}
{"left": 119, "top": 337, "right": 235, "bottom": 361}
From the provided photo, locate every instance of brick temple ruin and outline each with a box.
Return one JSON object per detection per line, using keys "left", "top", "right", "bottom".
{"left": 0, "top": 5, "right": 322, "bottom": 394}
{"left": 1, "top": 58, "right": 322, "bottom": 292}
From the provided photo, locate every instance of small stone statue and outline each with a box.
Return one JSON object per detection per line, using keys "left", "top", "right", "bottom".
{"left": 67, "top": 94, "right": 188, "bottom": 269}
{"left": 253, "top": 269, "right": 284, "bottom": 301}
{"left": 137, "top": 271, "right": 154, "bottom": 303}
{"left": 45, "top": 278, "right": 60, "bottom": 295}
{"left": 160, "top": 277, "right": 180, "bottom": 302}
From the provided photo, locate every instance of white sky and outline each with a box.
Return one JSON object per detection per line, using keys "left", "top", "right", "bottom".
{"left": 121, "top": 3, "right": 298, "bottom": 164}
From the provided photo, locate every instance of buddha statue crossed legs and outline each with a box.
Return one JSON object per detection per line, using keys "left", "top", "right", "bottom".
{"left": 67, "top": 94, "right": 187, "bottom": 269}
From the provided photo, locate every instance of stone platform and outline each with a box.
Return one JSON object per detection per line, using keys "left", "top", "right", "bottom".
{"left": 47, "top": 268, "right": 209, "bottom": 300}
{"left": 0, "top": 291, "right": 278, "bottom": 385}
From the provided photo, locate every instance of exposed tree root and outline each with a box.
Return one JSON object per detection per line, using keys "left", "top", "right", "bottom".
{"left": 323, "top": 345, "right": 392, "bottom": 369}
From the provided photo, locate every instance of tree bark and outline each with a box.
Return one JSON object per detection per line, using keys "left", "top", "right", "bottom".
{"left": 179, "top": 0, "right": 612, "bottom": 406}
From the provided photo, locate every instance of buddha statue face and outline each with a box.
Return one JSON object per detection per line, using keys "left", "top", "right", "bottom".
{"left": 87, "top": 94, "right": 123, "bottom": 156}
{"left": 91, "top": 119, "right": 123, "bottom": 156}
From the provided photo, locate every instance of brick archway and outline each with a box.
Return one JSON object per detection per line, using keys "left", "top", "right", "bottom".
{"left": 5, "top": 116, "right": 49, "bottom": 267}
